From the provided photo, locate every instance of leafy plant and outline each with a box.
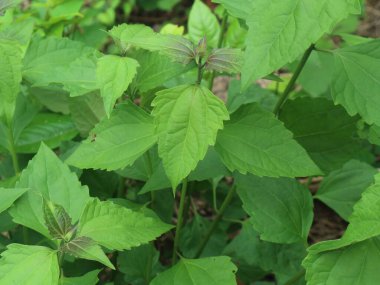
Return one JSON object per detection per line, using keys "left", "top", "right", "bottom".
{"left": 0, "top": 0, "right": 379, "bottom": 284}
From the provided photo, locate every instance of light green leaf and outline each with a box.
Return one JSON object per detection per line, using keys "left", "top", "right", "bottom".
{"left": 235, "top": 174, "right": 313, "bottom": 244}
{"left": 66, "top": 101, "right": 157, "bottom": 171}
{"left": 152, "top": 84, "right": 229, "bottom": 188}
{"left": 60, "top": 270, "right": 100, "bottom": 285}
{"left": 215, "top": 103, "right": 321, "bottom": 177}
{"left": 15, "top": 113, "right": 78, "bottom": 153}
{"left": 315, "top": 160, "right": 377, "bottom": 220}
{"left": 0, "top": 39, "right": 23, "bottom": 124}
{"left": 279, "top": 97, "right": 371, "bottom": 173}
{"left": 97, "top": 55, "right": 139, "bottom": 117}
{"left": 109, "top": 24, "right": 195, "bottom": 64}
{"left": 212, "top": 0, "right": 254, "bottom": 20}
{"left": 240, "top": 0, "right": 360, "bottom": 88}
{"left": 77, "top": 198, "right": 173, "bottom": 251}
{"left": 188, "top": 0, "right": 220, "bottom": 47}
{"left": 0, "top": 188, "right": 27, "bottom": 214}
{"left": 0, "top": 244, "right": 59, "bottom": 285}
{"left": 150, "top": 256, "right": 237, "bottom": 285}
{"left": 62, "top": 236, "right": 114, "bottom": 269}
{"left": 304, "top": 236, "right": 380, "bottom": 285}
{"left": 10, "top": 143, "right": 90, "bottom": 237}
{"left": 331, "top": 39, "right": 380, "bottom": 125}
{"left": 0, "top": 19, "right": 34, "bottom": 53}
{"left": 130, "top": 50, "right": 195, "bottom": 93}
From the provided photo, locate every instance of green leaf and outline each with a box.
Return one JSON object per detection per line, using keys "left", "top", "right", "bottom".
{"left": 188, "top": 0, "right": 220, "bottom": 47}
{"left": 62, "top": 236, "right": 114, "bottom": 269}
{"left": 304, "top": 236, "right": 380, "bottom": 285}
{"left": 130, "top": 50, "right": 195, "bottom": 93}
{"left": 215, "top": 103, "right": 321, "bottom": 177}
{"left": 0, "top": 188, "right": 27, "bottom": 214}
{"left": 0, "top": 39, "right": 23, "bottom": 124}
{"left": 304, "top": 173, "right": 380, "bottom": 284}
{"left": 96, "top": 55, "right": 139, "bottom": 117}
{"left": 315, "top": 160, "right": 377, "bottom": 220}
{"left": 0, "top": 244, "right": 59, "bottom": 285}
{"left": 117, "top": 243, "right": 161, "bottom": 284}
{"left": 235, "top": 174, "right": 313, "bottom": 244}
{"left": 206, "top": 48, "right": 243, "bottom": 74}
{"left": 22, "top": 37, "right": 97, "bottom": 96}
{"left": 66, "top": 102, "right": 157, "bottom": 171}
{"left": 10, "top": 143, "right": 90, "bottom": 237}
{"left": 43, "top": 199, "right": 73, "bottom": 240}
{"left": 77, "top": 198, "right": 173, "bottom": 251}
{"left": 152, "top": 85, "right": 229, "bottom": 188}
{"left": 331, "top": 39, "right": 380, "bottom": 125}
{"left": 279, "top": 97, "right": 371, "bottom": 173}
{"left": 240, "top": 0, "right": 360, "bottom": 88}
{"left": 15, "top": 113, "right": 78, "bottom": 153}
{"left": 60, "top": 270, "right": 100, "bottom": 285}
{"left": 150, "top": 256, "right": 237, "bottom": 285}
{"left": 212, "top": 0, "right": 254, "bottom": 20}
{"left": 0, "top": 18, "right": 34, "bottom": 52}
{"left": 109, "top": 24, "right": 195, "bottom": 64}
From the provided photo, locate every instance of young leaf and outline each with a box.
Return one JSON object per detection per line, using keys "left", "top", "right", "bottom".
{"left": 0, "top": 188, "right": 28, "bottom": 214}
{"left": 150, "top": 256, "right": 237, "bottom": 285}
{"left": 235, "top": 174, "right": 313, "bottom": 244}
{"left": 279, "top": 97, "right": 371, "bottom": 173}
{"left": 152, "top": 85, "right": 229, "bottom": 188}
{"left": 109, "top": 24, "right": 195, "bottom": 64}
{"left": 10, "top": 143, "right": 90, "bottom": 237}
{"left": 43, "top": 199, "right": 73, "bottom": 240}
{"left": 77, "top": 198, "right": 173, "bottom": 251}
{"left": 62, "top": 236, "right": 115, "bottom": 269}
{"left": 0, "top": 39, "right": 23, "bottom": 124}
{"left": 215, "top": 103, "right": 321, "bottom": 177}
{"left": 239, "top": 0, "right": 360, "bottom": 88}
{"left": 188, "top": 0, "right": 220, "bottom": 48}
{"left": 331, "top": 39, "right": 380, "bottom": 125}
{"left": 0, "top": 244, "right": 59, "bottom": 285}
{"left": 96, "top": 55, "right": 139, "bottom": 117}
{"left": 315, "top": 160, "right": 377, "bottom": 220}
{"left": 206, "top": 48, "right": 243, "bottom": 74}
{"left": 66, "top": 101, "right": 158, "bottom": 171}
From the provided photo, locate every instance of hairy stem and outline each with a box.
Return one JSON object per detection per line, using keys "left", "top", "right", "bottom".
{"left": 208, "top": 11, "right": 229, "bottom": 90}
{"left": 195, "top": 184, "right": 237, "bottom": 258}
{"left": 172, "top": 178, "right": 188, "bottom": 264}
{"left": 196, "top": 58, "right": 203, "bottom": 85}
{"left": 273, "top": 44, "right": 315, "bottom": 116}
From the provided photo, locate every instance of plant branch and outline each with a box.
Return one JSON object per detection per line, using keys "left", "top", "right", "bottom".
{"left": 172, "top": 178, "right": 188, "bottom": 264}
{"left": 208, "top": 11, "right": 229, "bottom": 90}
{"left": 7, "top": 123, "right": 20, "bottom": 175}
{"left": 273, "top": 44, "right": 315, "bottom": 116}
{"left": 195, "top": 184, "right": 237, "bottom": 258}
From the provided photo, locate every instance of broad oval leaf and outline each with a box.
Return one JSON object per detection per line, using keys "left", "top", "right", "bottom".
{"left": 60, "top": 270, "right": 100, "bottom": 285}
{"left": 0, "top": 244, "right": 59, "bottom": 285}
{"left": 96, "top": 55, "right": 139, "bottom": 117}
{"left": 331, "top": 39, "right": 380, "bottom": 126}
{"left": 77, "top": 198, "right": 173, "bottom": 251}
{"left": 10, "top": 143, "right": 90, "bottom": 237}
{"left": 235, "top": 174, "right": 313, "bottom": 244}
{"left": 215, "top": 103, "right": 321, "bottom": 177}
{"left": 150, "top": 256, "right": 237, "bottom": 285}
{"left": 0, "top": 188, "right": 28, "bottom": 214}
{"left": 66, "top": 101, "right": 158, "bottom": 171}
{"left": 240, "top": 0, "right": 360, "bottom": 88}
{"left": 152, "top": 84, "right": 229, "bottom": 188}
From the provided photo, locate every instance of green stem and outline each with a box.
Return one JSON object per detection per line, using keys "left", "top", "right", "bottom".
{"left": 195, "top": 185, "right": 237, "bottom": 258}
{"left": 196, "top": 58, "right": 203, "bottom": 85}
{"left": 172, "top": 178, "right": 188, "bottom": 264}
{"left": 58, "top": 241, "right": 65, "bottom": 278}
{"left": 144, "top": 245, "right": 154, "bottom": 284}
{"left": 208, "top": 11, "right": 229, "bottom": 90}
{"left": 284, "top": 269, "right": 306, "bottom": 285}
{"left": 7, "top": 123, "right": 20, "bottom": 175}
{"left": 143, "top": 151, "right": 155, "bottom": 206}
{"left": 273, "top": 44, "right": 315, "bottom": 116}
